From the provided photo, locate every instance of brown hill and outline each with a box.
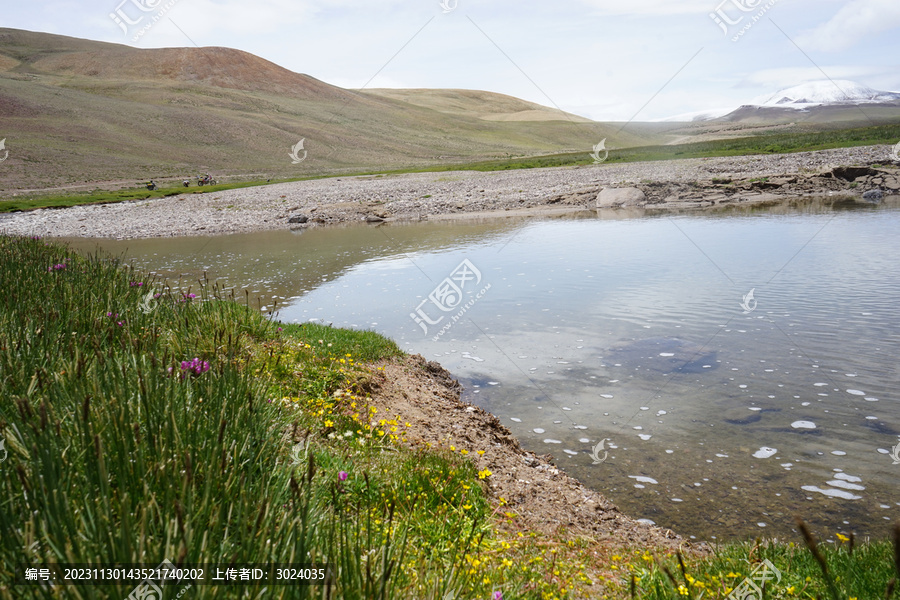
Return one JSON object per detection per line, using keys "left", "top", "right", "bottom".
{"left": 0, "top": 28, "right": 657, "bottom": 193}
{"left": 364, "top": 88, "right": 594, "bottom": 122}
{"left": 29, "top": 44, "right": 349, "bottom": 100}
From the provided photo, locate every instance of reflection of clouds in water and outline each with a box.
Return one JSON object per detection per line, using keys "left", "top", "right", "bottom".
{"left": 70, "top": 207, "right": 900, "bottom": 540}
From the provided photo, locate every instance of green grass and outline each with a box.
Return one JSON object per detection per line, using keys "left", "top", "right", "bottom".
{"left": 413, "top": 121, "right": 900, "bottom": 173}
{"left": 4, "top": 123, "right": 899, "bottom": 214}
{"left": 1, "top": 236, "right": 898, "bottom": 599}
{"left": 600, "top": 525, "right": 900, "bottom": 600}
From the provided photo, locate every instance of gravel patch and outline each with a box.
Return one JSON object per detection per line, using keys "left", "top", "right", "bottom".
{"left": 1, "top": 145, "right": 894, "bottom": 240}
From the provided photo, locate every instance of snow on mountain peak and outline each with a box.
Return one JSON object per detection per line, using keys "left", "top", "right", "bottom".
{"left": 657, "top": 79, "right": 900, "bottom": 122}
{"left": 749, "top": 80, "right": 900, "bottom": 108}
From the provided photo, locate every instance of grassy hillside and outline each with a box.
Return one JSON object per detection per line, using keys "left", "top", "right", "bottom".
{"left": 0, "top": 28, "right": 652, "bottom": 193}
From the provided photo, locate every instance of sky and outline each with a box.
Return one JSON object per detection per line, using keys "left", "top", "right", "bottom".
{"left": 4, "top": 0, "right": 900, "bottom": 121}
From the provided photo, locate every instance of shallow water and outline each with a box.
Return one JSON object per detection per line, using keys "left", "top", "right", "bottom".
{"left": 65, "top": 200, "right": 900, "bottom": 541}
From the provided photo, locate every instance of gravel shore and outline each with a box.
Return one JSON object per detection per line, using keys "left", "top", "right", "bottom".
{"left": 1, "top": 145, "right": 895, "bottom": 240}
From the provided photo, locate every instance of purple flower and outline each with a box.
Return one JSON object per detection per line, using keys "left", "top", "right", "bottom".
{"left": 130, "top": 282, "right": 144, "bottom": 287}
{"left": 338, "top": 471, "right": 348, "bottom": 481}
{"left": 47, "top": 263, "right": 67, "bottom": 271}
{"left": 493, "top": 592, "right": 503, "bottom": 600}
{"left": 180, "top": 357, "right": 210, "bottom": 377}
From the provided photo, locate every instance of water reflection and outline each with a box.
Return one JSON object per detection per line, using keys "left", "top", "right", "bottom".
{"left": 64, "top": 199, "right": 900, "bottom": 541}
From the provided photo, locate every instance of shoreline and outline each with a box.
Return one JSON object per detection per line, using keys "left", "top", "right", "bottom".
{"left": 370, "top": 353, "right": 704, "bottom": 552}
{"left": 0, "top": 145, "right": 897, "bottom": 240}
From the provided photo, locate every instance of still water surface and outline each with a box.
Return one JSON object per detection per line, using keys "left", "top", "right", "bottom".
{"left": 66, "top": 201, "right": 900, "bottom": 541}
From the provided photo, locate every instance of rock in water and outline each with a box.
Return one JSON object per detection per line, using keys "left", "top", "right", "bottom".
{"left": 606, "top": 337, "right": 717, "bottom": 374}
{"left": 596, "top": 187, "right": 646, "bottom": 208}
{"left": 862, "top": 189, "right": 883, "bottom": 203}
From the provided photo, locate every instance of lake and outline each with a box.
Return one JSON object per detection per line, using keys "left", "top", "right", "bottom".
{"left": 65, "top": 199, "right": 900, "bottom": 542}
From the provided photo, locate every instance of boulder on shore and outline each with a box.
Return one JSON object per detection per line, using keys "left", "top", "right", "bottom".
{"left": 596, "top": 187, "right": 646, "bottom": 208}
{"left": 287, "top": 214, "right": 308, "bottom": 224}
{"left": 862, "top": 189, "right": 883, "bottom": 203}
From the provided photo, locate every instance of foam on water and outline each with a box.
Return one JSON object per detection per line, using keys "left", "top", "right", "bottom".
{"left": 802, "top": 485, "right": 862, "bottom": 500}
{"left": 827, "top": 480, "right": 865, "bottom": 491}
{"left": 791, "top": 421, "right": 816, "bottom": 429}
{"left": 628, "top": 475, "right": 658, "bottom": 484}
{"left": 753, "top": 447, "right": 777, "bottom": 459}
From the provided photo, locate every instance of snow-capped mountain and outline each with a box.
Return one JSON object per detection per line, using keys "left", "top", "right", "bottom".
{"left": 750, "top": 80, "right": 900, "bottom": 109}
{"left": 661, "top": 80, "right": 900, "bottom": 122}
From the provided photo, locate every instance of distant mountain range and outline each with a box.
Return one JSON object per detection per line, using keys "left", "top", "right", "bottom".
{"left": 664, "top": 80, "right": 900, "bottom": 122}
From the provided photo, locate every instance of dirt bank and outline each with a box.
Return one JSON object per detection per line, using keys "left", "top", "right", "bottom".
{"left": 366, "top": 354, "right": 705, "bottom": 554}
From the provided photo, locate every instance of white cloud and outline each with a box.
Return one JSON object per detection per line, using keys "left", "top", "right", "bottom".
{"left": 736, "top": 66, "right": 888, "bottom": 90}
{"left": 795, "top": 0, "right": 900, "bottom": 52}
{"left": 575, "top": 0, "right": 714, "bottom": 16}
